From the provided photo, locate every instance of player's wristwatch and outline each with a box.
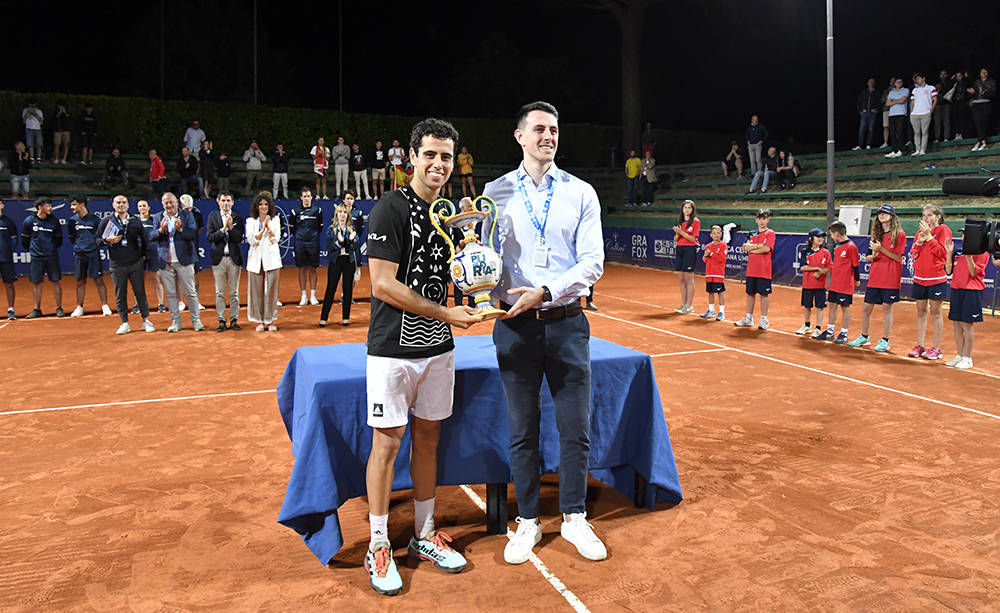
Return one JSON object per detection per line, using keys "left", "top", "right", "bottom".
{"left": 541, "top": 285, "right": 552, "bottom": 302}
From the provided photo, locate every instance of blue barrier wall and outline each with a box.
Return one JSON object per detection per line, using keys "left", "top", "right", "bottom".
{"left": 604, "top": 227, "right": 999, "bottom": 305}
{"left": 3, "top": 197, "right": 377, "bottom": 276}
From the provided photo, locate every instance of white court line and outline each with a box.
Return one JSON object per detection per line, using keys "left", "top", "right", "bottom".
{"left": 596, "top": 292, "right": 1000, "bottom": 382}
{"left": 649, "top": 348, "right": 731, "bottom": 358}
{"left": 590, "top": 310, "right": 1000, "bottom": 421}
{"left": 0, "top": 322, "right": 9, "bottom": 331}
{"left": 0, "top": 389, "right": 274, "bottom": 416}
{"left": 459, "top": 485, "right": 592, "bottom": 613}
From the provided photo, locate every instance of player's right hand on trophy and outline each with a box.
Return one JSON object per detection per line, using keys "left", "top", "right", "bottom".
{"left": 448, "top": 305, "right": 483, "bottom": 329}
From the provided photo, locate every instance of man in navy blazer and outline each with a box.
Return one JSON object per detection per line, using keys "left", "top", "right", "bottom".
{"left": 205, "top": 192, "right": 245, "bottom": 331}
{"left": 152, "top": 192, "right": 204, "bottom": 332}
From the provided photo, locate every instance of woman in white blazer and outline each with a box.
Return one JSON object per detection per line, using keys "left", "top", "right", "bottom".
{"left": 246, "top": 191, "right": 283, "bottom": 331}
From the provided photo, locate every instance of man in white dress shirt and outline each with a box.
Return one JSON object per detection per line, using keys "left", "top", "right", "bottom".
{"left": 482, "top": 101, "right": 607, "bottom": 565}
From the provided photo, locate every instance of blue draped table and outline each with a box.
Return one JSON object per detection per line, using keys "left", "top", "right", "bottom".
{"left": 276, "top": 335, "right": 682, "bottom": 564}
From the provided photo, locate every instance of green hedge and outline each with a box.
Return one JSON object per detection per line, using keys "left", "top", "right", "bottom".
{"left": 2, "top": 90, "right": 786, "bottom": 167}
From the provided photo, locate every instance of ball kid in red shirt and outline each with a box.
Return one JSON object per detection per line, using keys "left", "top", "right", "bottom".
{"left": 848, "top": 203, "right": 906, "bottom": 353}
{"left": 699, "top": 224, "right": 728, "bottom": 321}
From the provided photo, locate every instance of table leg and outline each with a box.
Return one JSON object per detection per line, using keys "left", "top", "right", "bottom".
{"left": 486, "top": 483, "right": 508, "bottom": 535}
{"left": 634, "top": 471, "right": 648, "bottom": 509}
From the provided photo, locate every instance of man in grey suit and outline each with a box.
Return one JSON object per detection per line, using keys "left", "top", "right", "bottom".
{"left": 152, "top": 192, "right": 204, "bottom": 332}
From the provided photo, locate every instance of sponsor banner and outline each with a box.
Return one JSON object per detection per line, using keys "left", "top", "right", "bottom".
{"left": 604, "top": 227, "right": 999, "bottom": 305}
{"left": 3, "top": 197, "right": 376, "bottom": 276}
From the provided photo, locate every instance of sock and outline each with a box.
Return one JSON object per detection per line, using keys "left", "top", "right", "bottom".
{"left": 414, "top": 497, "right": 435, "bottom": 540}
{"left": 370, "top": 513, "right": 389, "bottom": 550}
{"left": 301, "top": 291, "right": 307, "bottom": 299}
{"left": 706, "top": 307, "right": 715, "bottom": 315}
{"left": 805, "top": 321, "right": 810, "bottom": 327}
{"left": 841, "top": 327, "right": 849, "bottom": 335}
{"left": 718, "top": 306, "right": 725, "bottom": 314}
{"left": 882, "top": 337, "right": 889, "bottom": 342}
{"left": 310, "top": 290, "right": 317, "bottom": 300}
{"left": 761, "top": 316, "right": 768, "bottom": 322}
{"left": 746, "top": 313, "right": 753, "bottom": 320}
{"left": 860, "top": 334, "right": 868, "bottom": 339}
{"left": 827, "top": 324, "right": 835, "bottom": 332}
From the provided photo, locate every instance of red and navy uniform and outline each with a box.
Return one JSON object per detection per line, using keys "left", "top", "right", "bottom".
{"left": 910, "top": 225, "right": 951, "bottom": 286}
{"left": 830, "top": 239, "right": 860, "bottom": 294}
{"left": 867, "top": 229, "right": 906, "bottom": 289}
{"left": 676, "top": 218, "right": 701, "bottom": 246}
{"left": 800, "top": 247, "right": 832, "bottom": 289}
{"left": 949, "top": 250, "right": 990, "bottom": 323}
{"left": 703, "top": 241, "right": 727, "bottom": 282}
{"left": 745, "top": 228, "right": 775, "bottom": 279}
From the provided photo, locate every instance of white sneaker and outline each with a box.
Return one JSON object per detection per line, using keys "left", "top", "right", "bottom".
{"left": 955, "top": 357, "right": 974, "bottom": 370}
{"left": 734, "top": 315, "right": 754, "bottom": 327}
{"left": 276, "top": 300, "right": 284, "bottom": 307}
{"left": 178, "top": 301, "right": 186, "bottom": 312}
{"left": 101, "top": 304, "right": 113, "bottom": 316}
{"left": 560, "top": 512, "right": 607, "bottom": 561}
{"left": 299, "top": 296, "right": 309, "bottom": 306}
{"left": 884, "top": 152, "right": 896, "bottom": 158}
{"left": 71, "top": 306, "right": 85, "bottom": 317}
{"left": 758, "top": 318, "right": 770, "bottom": 330}
{"left": 794, "top": 324, "right": 812, "bottom": 335}
{"left": 504, "top": 517, "right": 542, "bottom": 565}
{"left": 944, "top": 355, "right": 963, "bottom": 367}
{"left": 116, "top": 322, "right": 130, "bottom": 335}
{"left": 309, "top": 297, "right": 320, "bottom": 306}
{"left": 852, "top": 146, "right": 861, "bottom": 151}
{"left": 142, "top": 319, "right": 156, "bottom": 333}
{"left": 196, "top": 303, "right": 206, "bottom": 312}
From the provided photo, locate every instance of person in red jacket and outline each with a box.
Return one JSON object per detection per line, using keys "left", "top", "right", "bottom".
{"left": 944, "top": 233, "right": 991, "bottom": 370}
{"left": 907, "top": 205, "right": 951, "bottom": 360}
{"left": 849, "top": 203, "right": 906, "bottom": 353}
{"left": 149, "top": 149, "right": 167, "bottom": 196}
{"left": 797, "top": 228, "right": 832, "bottom": 339}
{"left": 699, "top": 224, "right": 727, "bottom": 321}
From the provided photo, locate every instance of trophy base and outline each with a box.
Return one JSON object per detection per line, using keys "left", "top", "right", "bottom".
{"left": 475, "top": 305, "right": 506, "bottom": 321}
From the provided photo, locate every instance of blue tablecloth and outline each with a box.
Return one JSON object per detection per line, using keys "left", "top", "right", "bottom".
{"left": 276, "top": 335, "right": 682, "bottom": 564}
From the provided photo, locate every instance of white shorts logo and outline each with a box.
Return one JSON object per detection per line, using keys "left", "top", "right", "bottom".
{"left": 372, "top": 403, "right": 383, "bottom": 417}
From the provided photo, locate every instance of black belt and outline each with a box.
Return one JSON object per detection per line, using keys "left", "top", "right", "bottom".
{"left": 501, "top": 300, "right": 583, "bottom": 321}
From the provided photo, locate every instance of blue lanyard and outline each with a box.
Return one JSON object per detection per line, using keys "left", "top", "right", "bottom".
{"left": 516, "top": 169, "right": 557, "bottom": 237}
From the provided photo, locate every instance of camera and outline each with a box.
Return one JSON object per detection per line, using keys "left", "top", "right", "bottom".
{"left": 941, "top": 177, "right": 1000, "bottom": 255}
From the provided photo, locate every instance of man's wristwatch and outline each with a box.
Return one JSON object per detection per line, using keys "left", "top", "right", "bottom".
{"left": 541, "top": 286, "right": 552, "bottom": 302}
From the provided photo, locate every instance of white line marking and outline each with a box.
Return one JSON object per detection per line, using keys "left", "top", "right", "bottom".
{"left": 458, "top": 485, "right": 592, "bottom": 613}
{"left": 597, "top": 292, "right": 1000, "bottom": 381}
{"left": 0, "top": 389, "right": 275, "bottom": 416}
{"left": 590, "top": 311, "right": 1000, "bottom": 421}
{"left": 0, "top": 322, "right": 9, "bottom": 331}
{"left": 649, "top": 348, "right": 731, "bottom": 358}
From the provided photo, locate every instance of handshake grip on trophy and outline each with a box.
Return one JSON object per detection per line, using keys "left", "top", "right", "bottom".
{"left": 429, "top": 196, "right": 506, "bottom": 320}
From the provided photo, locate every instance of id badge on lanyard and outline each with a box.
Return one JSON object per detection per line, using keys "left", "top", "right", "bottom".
{"left": 533, "top": 235, "right": 548, "bottom": 267}
{"left": 517, "top": 170, "right": 557, "bottom": 268}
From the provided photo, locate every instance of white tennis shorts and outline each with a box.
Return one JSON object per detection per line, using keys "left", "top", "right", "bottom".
{"left": 366, "top": 350, "right": 455, "bottom": 428}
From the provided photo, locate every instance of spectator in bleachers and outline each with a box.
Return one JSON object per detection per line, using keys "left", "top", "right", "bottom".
{"left": 78, "top": 103, "right": 98, "bottom": 165}
{"left": 968, "top": 68, "right": 996, "bottom": 151}
{"left": 639, "top": 149, "right": 656, "bottom": 206}
{"left": 9, "top": 142, "right": 32, "bottom": 200}
{"left": 183, "top": 120, "right": 206, "bottom": 159}
{"left": 22, "top": 101, "right": 44, "bottom": 163}
{"left": 332, "top": 136, "right": 350, "bottom": 197}
{"left": 177, "top": 147, "right": 202, "bottom": 196}
{"left": 350, "top": 143, "right": 372, "bottom": 200}
{"left": 625, "top": 149, "right": 640, "bottom": 206}
{"left": 748, "top": 146, "right": 779, "bottom": 193}
{"left": 272, "top": 142, "right": 290, "bottom": 199}
{"left": 311, "top": 137, "right": 331, "bottom": 199}
{"left": 289, "top": 187, "right": 322, "bottom": 306}
{"left": 136, "top": 199, "right": 166, "bottom": 312}
{"left": 951, "top": 70, "right": 970, "bottom": 140}
{"left": 153, "top": 192, "right": 204, "bottom": 332}
{"left": 371, "top": 140, "right": 387, "bottom": 199}
{"left": 216, "top": 152, "right": 232, "bottom": 194}
{"left": 243, "top": 140, "right": 266, "bottom": 196}
{"left": 98, "top": 195, "right": 155, "bottom": 335}
{"left": 53, "top": 102, "right": 71, "bottom": 164}
{"left": 68, "top": 195, "right": 112, "bottom": 317}
{"left": 206, "top": 192, "right": 244, "bottom": 332}
{"left": 855, "top": 78, "right": 880, "bottom": 150}
{"left": 200, "top": 141, "right": 216, "bottom": 198}
{"left": 641, "top": 122, "right": 656, "bottom": 158}
{"left": 745, "top": 115, "right": 768, "bottom": 176}
{"left": 884, "top": 78, "right": 910, "bottom": 158}
{"left": 909, "top": 72, "right": 937, "bottom": 157}
{"left": 21, "top": 197, "right": 65, "bottom": 318}
{"left": 101, "top": 148, "right": 129, "bottom": 191}
{"left": 388, "top": 139, "right": 405, "bottom": 190}
{"left": 776, "top": 150, "right": 797, "bottom": 190}
{"left": 149, "top": 150, "right": 167, "bottom": 196}
{"left": 246, "top": 191, "right": 282, "bottom": 331}
{"left": 0, "top": 197, "right": 18, "bottom": 320}
{"left": 934, "top": 70, "right": 955, "bottom": 143}
{"left": 721, "top": 142, "right": 744, "bottom": 180}
{"left": 458, "top": 146, "right": 476, "bottom": 198}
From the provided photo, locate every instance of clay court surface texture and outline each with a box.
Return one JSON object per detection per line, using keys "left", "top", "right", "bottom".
{"left": 2, "top": 263, "right": 1000, "bottom": 613}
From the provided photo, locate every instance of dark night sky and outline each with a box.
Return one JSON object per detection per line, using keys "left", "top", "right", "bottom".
{"left": 6, "top": 0, "right": 1000, "bottom": 156}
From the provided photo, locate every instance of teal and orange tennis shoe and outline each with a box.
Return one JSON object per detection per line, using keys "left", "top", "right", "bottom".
{"left": 407, "top": 530, "right": 467, "bottom": 573}
{"left": 365, "top": 542, "right": 402, "bottom": 596}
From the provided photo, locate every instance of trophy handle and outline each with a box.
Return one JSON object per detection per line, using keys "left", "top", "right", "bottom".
{"left": 430, "top": 198, "right": 457, "bottom": 262}
{"left": 473, "top": 195, "right": 499, "bottom": 252}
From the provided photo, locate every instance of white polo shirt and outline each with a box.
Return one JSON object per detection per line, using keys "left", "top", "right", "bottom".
{"left": 910, "top": 84, "right": 938, "bottom": 116}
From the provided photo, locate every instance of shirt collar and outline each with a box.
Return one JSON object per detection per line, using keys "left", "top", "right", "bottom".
{"left": 517, "top": 161, "right": 560, "bottom": 189}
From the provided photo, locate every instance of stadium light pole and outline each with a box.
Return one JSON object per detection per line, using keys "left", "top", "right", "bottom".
{"left": 254, "top": 0, "right": 258, "bottom": 106}
{"left": 826, "top": 0, "right": 835, "bottom": 226}
{"left": 160, "top": 0, "right": 164, "bottom": 100}
{"left": 338, "top": 0, "right": 344, "bottom": 112}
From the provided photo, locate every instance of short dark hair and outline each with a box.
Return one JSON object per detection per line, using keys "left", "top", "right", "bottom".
{"left": 217, "top": 191, "right": 233, "bottom": 199}
{"left": 756, "top": 208, "right": 771, "bottom": 219}
{"left": 300, "top": 186, "right": 312, "bottom": 196}
{"left": 409, "top": 118, "right": 459, "bottom": 154}
{"left": 71, "top": 195, "right": 88, "bottom": 206}
{"left": 35, "top": 197, "right": 53, "bottom": 207}
{"left": 342, "top": 188, "right": 356, "bottom": 199}
{"left": 913, "top": 72, "right": 925, "bottom": 80}
{"left": 827, "top": 221, "right": 847, "bottom": 235}
{"left": 516, "top": 101, "right": 559, "bottom": 129}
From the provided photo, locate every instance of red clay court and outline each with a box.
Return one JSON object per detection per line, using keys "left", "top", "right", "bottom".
{"left": 2, "top": 264, "right": 999, "bottom": 612}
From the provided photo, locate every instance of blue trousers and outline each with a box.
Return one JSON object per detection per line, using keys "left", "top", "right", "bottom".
{"left": 493, "top": 311, "right": 592, "bottom": 518}
{"left": 628, "top": 177, "right": 638, "bottom": 204}
{"left": 858, "top": 111, "right": 877, "bottom": 148}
